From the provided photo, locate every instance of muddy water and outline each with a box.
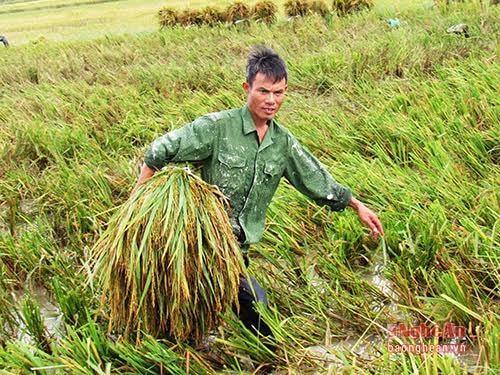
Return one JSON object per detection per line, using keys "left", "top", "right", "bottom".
{"left": 303, "top": 256, "right": 481, "bottom": 373}
{"left": 10, "top": 286, "right": 64, "bottom": 344}
{"left": 310, "top": 259, "right": 480, "bottom": 372}
{"left": 0, "top": 199, "right": 64, "bottom": 344}
{"left": 362, "top": 258, "right": 407, "bottom": 323}
{"left": 304, "top": 335, "right": 384, "bottom": 372}
{"left": 0, "top": 198, "right": 37, "bottom": 235}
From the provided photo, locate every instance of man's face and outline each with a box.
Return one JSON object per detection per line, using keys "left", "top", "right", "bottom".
{"left": 243, "top": 72, "right": 287, "bottom": 125}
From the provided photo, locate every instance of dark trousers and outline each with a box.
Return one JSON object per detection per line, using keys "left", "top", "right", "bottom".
{"left": 236, "top": 275, "right": 273, "bottom": 340}
{"left": 235, "top": 234, "right": 273, "bottom": 344}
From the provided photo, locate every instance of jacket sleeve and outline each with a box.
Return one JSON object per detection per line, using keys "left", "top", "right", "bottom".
{"left": 144, "top": 115, "right": 217, "bottom": 170}
{"left": 283, "top": 134, "right": 352, "bottom": 211}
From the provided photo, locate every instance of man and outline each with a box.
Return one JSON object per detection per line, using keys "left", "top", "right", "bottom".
{"left": 134, "top": 46, "right": 384, "bottom": 342}
{"left": 0, "top": 35, "right": 9, "bottom": 47}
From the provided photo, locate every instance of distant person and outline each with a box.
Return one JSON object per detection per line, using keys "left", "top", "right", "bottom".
{"left": 0, "top": 35, "right": 9, "bottom": 47}
{"left": 133, "top": 46, "right": 384, "bottom": 343}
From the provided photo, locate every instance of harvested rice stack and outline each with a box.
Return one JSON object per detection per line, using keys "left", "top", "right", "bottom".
{"left": 284, "top": 0, "right": 311, "bottom": 17}
{"left": 158, "top": 7, "right": 179, "bottom": 28}
{"left": 310, "top": 0, "right": 331, "bottom": 17}
{"left": 201, "top": 6, "right": 225, "bottom": 26}
{"left": 252, "top": 1, "right": 278, "bottom": 24}
{"left": 91, "top": 168, "right": 245, "bottom": 342}
{"left": 332, "top": 0, "right": 373, "bottom": 16}
{"left": 225, "top": 1, "right": 251, "bottom": 23}
{"left": 178, "top": 9, "right": 204, "bottom": 26}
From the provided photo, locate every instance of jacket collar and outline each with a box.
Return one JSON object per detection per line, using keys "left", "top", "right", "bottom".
{"left": 241, "top": 105, "right": 275, "bottom": 150}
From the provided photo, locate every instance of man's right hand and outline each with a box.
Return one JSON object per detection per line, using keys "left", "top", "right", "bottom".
{"left": 131, "top": 163, "right": 156, "bottom": 195}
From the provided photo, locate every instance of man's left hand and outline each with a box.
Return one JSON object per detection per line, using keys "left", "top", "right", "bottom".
{"left": 348, "top": 197, "right": 384, "bottom": 239}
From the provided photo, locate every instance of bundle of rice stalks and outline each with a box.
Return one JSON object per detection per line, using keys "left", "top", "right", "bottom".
{"left": 332, "top": 0, "right": 373, "bottom": 16}
{"left": 225, "top": 1, "right": 251, "bottom": 23}
{"left": 91, "top": 167, "right": 245, "bottom": 342}
{"left": 311, "top": 0, "right": 331, "bottom": 17}
{"left": 157, "top": 7, "right": 179, "bottom": 28}
{"left": 178, "top": 9, "right": 204, "bottom": 26}
{"left": 251, "top": 1, "right": 278, "bottom": 24}
{"left": 201, "top": 6, "right": 225, "bottom": 26}
{"left": 284, "top": 0, "right": 311, "bottom": 17}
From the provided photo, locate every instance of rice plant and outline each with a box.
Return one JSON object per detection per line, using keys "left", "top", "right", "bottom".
{"left": 284, "top": 0, "right": 311, "bottom": 17}
{"left": 0, "top": 341, "right": 55, "bottom": 373}
{"left": 251, "top": 1, "right": 279, "bottom": 24}
{"left": 20, "top": 294, "right": 52, "bottom": 353}
{"left": 0, "top": 271, "right": 16, "bottom": 342}
{"left": 91, "top": 167, "right": 245, "bottom": 343}
{"left": 481, "top": 318, "right": 500, "bottom": 371}
{"left": 51, "top": 276, "right": 89, "bottom": 327}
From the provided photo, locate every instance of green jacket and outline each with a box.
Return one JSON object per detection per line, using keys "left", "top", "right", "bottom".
{"left": 144, "top": 105, "right": 352, "bottom": 244}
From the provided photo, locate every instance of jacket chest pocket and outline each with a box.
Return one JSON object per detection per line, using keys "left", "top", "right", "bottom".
{"left": 216, "top": 153, "right": 247, "bottom": 197}
{"left": 264, "top": 160, "right": 284, "bottom": 179}
{"left": 217, "top": 152, "right": 247, "bottom": 186}
{"left": 218, "top": 153, "right": 247, "bottom": 169}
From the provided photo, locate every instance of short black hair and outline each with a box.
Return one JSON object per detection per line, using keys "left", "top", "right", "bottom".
{"left": 246, "top": 46, "right": 288, "bottom": 86}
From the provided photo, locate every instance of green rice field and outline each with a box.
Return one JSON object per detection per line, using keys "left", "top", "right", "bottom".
{"left": 0, "top": 0, "right": 498, "bottom": 373}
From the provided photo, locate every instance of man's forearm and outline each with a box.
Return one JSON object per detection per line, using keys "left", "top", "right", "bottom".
{"left": 348, "top": 196, "right": 363, "bottom": 210}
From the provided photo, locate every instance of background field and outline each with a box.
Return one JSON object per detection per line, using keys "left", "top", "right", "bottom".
{"left": 0, "top": 0, "right": 498, "bottom": 374}
{"left": 0, "top": 0, "right": 431, "bottom": 45}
